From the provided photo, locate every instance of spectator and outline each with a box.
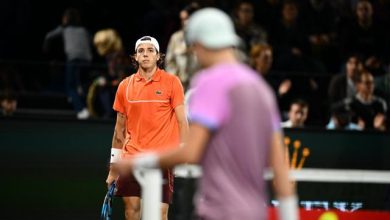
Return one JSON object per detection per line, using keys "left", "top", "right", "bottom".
{"left": 281, "top": 99, "right": 309, "bottom": 128}
{"left": 374, "top": 63, "right": 390, "bottom": 103}
{"left": 232, "top": 1, "right": 268, "bottom": 54}
{"left": 326, "top": 104, "right": 362, "bottom": 130}
{"left": 91, "top": 28, "right": 131, "bottom": 119}
{"left": 374, "top": 65, "right": 390, "bottom": 130}
{"left": 165, "top": 2, "right": 200, "bottom": 90}
{"left": 301, "top": 0, "right": 340, "bottom": 72}
{"left": 269, "top": 0, "right": 310, "bottom": 72}
{"left": 339, "top": 0, "right": 387, "bottom": 75}
{"left": 250, "top": 43, "right": 274, "bottom": 78}
{"left": 0, "top": 88, "right": 17, "bottom": 116}
{"left": 43, "top": 8, "right": 93, "bottom": 119}
{"left": 0, "top": 66, "right": 23, "bottom": 116}
{"left": 267, "top": 1, "right": 323, "bottom": 120}
{"left": 328, "top": 54, "right": 363, "bottom": 106}
{"left": 249, "top": 43, "right": 291, "bottom": 101}
{"left": 347, "top": 70, "right": 387, "bottom": 131}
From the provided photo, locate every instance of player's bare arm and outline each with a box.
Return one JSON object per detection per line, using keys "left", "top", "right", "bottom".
{"left": 159, "top": 123, "right": 209, "bottom": 168}
{"left": 174, "top": 104, "right": 189, "bottom": 144}
{"left": 117, "top": 123, "right": 209, "bottom": 174}
{"left": 112, "top": 112, "right": 127, "bottom": 148}
{"left": 106, "top": 112, "right": 127, "bottom": 187}
{"left": 270, "top": 131, "right": 299, "bottom": 220}
{"left": 270, "top": 132, "right": 293, "bottom": 197}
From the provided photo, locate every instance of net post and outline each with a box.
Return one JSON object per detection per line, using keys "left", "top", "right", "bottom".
{"left": 134, "top": 168, "right": 163, "bottom": 220}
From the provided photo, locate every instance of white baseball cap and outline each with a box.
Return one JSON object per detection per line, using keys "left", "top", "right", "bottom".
{"left": 135, "top": 36, "right": 160, "bottom": 52}
{"left": 186, "top": 7, "right": 239, "bottom": 49}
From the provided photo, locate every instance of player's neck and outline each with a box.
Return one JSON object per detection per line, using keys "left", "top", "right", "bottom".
{"left": 139, "top": 66, "right": 158, "bottom": 81}
{"left": 207, "top": 49, "right": 238, "bottom": 67}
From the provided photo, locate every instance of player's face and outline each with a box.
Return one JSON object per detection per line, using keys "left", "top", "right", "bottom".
{"left": 135, "top": 43, "right": 160, "bottom": 69}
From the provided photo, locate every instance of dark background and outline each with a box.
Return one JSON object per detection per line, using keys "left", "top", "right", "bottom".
{"left": 0, "top": 0, "right": 192, "bottom": 61}
{"left": 0, "top": 0, "right": 243, "bottom": 61}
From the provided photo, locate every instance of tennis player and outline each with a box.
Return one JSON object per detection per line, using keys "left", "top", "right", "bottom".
{"left": 120, "top": 8, "right": 299, "bottom": 220}
{"left": 106, "top": 36, "right": 188, "bottom": 220}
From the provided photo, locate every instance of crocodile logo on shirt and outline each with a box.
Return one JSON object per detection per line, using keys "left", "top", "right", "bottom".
{"left": 155, "top": 90, "right": 162, "bottom": 95}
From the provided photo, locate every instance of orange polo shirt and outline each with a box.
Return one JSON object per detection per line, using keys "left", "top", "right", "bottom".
{"left": 113, "top": 68, "right": 184, "bottom": 156}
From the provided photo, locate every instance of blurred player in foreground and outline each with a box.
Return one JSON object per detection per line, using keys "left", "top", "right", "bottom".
{"left": 119, "top": 8, "right": 299, "bottom": 220}
{"left": 106, "top": 36, "right": 188, "bottom": 220}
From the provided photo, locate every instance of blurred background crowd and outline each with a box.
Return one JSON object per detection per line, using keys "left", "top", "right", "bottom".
{"left": 0, "top": 0, "right": 389, "bottom": 132}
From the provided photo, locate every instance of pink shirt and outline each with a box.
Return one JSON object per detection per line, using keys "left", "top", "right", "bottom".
{"left": 189, "top": 63, "right": 281, "bottom": 220}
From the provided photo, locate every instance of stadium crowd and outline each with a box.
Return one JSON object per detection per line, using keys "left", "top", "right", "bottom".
{"left": 0, "top": 0, "right": 389, "bottom": 131}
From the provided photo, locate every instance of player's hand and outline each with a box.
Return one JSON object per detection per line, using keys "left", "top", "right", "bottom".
{"left": 106, "top": 169, "right": 118, "bottom": 188}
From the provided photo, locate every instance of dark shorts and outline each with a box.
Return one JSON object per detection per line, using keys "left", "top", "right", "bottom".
{"left": 115, "top": 169, "right": 174, "bottom": 204}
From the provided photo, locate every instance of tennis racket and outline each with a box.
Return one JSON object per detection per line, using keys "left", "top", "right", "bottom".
{"left": 100, "top": 181, "right": 116, "bottom": 220}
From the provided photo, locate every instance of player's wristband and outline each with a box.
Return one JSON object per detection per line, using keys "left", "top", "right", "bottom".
{"left": 133, "top": 153, "right": 159, "bottom": 169}
{"left": 110, "top": 148, "right": 122, "bottom": 163}
{"left": 278, "top": 195, "right": 299, "bottom": 220}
